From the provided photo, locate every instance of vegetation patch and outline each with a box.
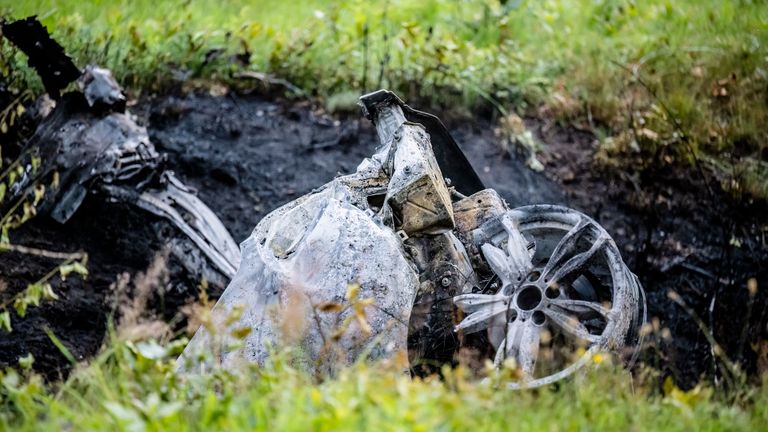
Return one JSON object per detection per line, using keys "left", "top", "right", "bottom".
{"left": 2, "top": 0, "right": 767, "bottom": 197}
{"left": 2, "top": 333, "right": 768, "bottom": 431}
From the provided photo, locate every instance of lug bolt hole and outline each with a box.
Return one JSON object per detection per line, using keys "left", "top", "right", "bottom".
{"left": 527, "top": 271, "right": 541, "bottom": 282}
{"left": 507, "top": 309, "right": 517, "bottom": 322}
{"left": 545, "top": 286, "right": 560, "bottom": 299}
{"left": 532, "top": 310, "right": 546, "bottom": 326}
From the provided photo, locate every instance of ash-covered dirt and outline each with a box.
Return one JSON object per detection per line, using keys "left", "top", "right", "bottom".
{"left": 1, "top": 91, "right": 766, "bottom": 388}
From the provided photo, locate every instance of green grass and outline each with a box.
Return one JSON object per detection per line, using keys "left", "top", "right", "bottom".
{"left": 1, "top": 0, "right": 766, "bottom": 196}
{"left": 1, "top": 335, "right": 767, "bottom": 431}
{"left": 1, "top": 4, "right": 767, "bottom": 429}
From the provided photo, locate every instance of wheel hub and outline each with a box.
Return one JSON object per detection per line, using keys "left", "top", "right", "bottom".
{"left": 453, "top": 205, "right": 646, "bottom": 388}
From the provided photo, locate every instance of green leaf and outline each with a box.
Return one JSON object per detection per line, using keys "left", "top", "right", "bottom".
{"left": 72, "top": 262, "right": 89, "bottom": 277}
{"left": 13, "top": 283, "right": 45, "bottom": 317}
{"left": 26, "top": 283, "right": 43, "bottom": 305}
{"left": 60, "top": 262, "right": 88, "bottom": 280}
{"left": 44, "top": 327, "right": 77, "bottom": 364}
{"left": 1, "top": 369, "right": 19, "bottom": 390}
{"left": 13, "top": 297, "right": 28, "bottom": 317}
{"left": 0, "top": 226, "right": 8, "bottom": 244}
{"left": 33, "top": 184, "right": 45, "bottom": 205}
{"left": 41, "top": 283, "right": 59, "bottom": 301}
{"left": 0, "top": 311, "right": 11, "bottom": 332}
{"left": 18, "top": 353, "right": 34, "bottom": 369}
{"left": 59, "top": 264, "right": 75, "bottom": 280}
{"left": 21, "top": 201, "right": 36, "bottom": 223}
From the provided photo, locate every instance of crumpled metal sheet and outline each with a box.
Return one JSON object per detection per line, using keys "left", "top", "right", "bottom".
{"left": 179, "top": 94, "right": 471, "bottom": 372}
{"left": 135, "top": 172, "right": 241, "bottom": 279}
{"left": 180, "top": 181, "right": 418, "bottom": 372}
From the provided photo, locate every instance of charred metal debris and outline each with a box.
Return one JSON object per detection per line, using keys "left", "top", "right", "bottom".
{"left": 2, "top": 17, "right": 239, "bottom": 288}
{"left": 180, "top": 90, "right": 647, "bottom": 388}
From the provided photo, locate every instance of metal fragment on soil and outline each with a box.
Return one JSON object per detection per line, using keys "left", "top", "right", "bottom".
{"left": 7, "top": 67, "right": 240, "bottom": 287}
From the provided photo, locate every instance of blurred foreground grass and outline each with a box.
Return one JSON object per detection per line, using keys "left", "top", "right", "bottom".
{"left": 1, "top": 0, "right": 767, "bottom": 197}
{"left": 1, "top": 334, "right": 767, "bottom": 431}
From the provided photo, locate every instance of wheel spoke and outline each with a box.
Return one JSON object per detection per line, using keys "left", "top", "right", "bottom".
{"left": 550, "top": 298, "right": 610, "bottom": 319}
{"left": 541, "top": 219, "right": 605, "bottom": 286}
{"left": 494, "top": 319, "right": 541, "bottom": 379}
{"left": 454, "top": 293, "right": 509, "bottom": 314}
{"left": 544, "top": 307, "right": 601, "bottom": 344}
{"left": 550, "top": 236, "right": 607, "bottom": 286}
{"left": 460, "top": 206, "right": 646, "bottom": 388}
{"left": 454, "top": 297, "right": 509, "bottom": 334}
{"left": 481, "top": 243, "right": 514, "bottom": 286}
{"left": 500, "top": 215, "right": 533, "bottom": 276}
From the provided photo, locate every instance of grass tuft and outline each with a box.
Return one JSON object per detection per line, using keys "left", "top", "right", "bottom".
{"left": 2, "top": 334, "right": 768, "bottom": 431}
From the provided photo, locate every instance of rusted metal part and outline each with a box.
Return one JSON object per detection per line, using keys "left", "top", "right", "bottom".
{"left": 359, "top": 89, "right": 485, "bottom": 196}
{"left": 406, "top": 232, "right": 475, "bottom": 375}
{"left": 380, "top": 108, "right": 454, "bottom": 235}
{"left": 180, "top": 90, "right": 645, "bottom": 387}
{"left": 453, "top": 189, "right": 507, "bottom": 235}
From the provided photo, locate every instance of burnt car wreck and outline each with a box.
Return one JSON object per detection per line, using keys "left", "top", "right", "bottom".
{"left": 4, "top": 16, "right": 644, "bottom": 387}
{"left": 179, "top": 90, "right": 647, "bottom": 388}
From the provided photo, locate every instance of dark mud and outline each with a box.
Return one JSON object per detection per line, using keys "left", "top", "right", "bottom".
{"left": 1, "top": 91, "right": 766, "bottom": 388}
